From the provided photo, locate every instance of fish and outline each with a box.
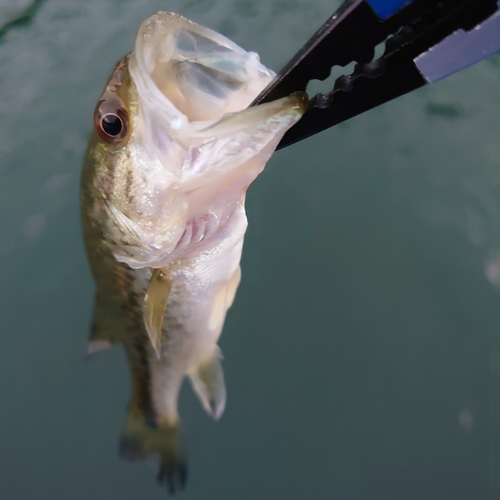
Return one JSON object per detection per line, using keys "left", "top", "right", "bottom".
{"left": 80, "top": 11, "right": 307, "bottom": 492}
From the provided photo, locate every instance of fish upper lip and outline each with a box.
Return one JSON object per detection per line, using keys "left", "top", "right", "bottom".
{"left": 129, "top": 10, "right": 275, "bottom": 136}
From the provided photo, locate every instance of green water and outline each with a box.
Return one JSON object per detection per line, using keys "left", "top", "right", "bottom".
{"left": 1, "top": 0, "right": 500, "bottom": 498}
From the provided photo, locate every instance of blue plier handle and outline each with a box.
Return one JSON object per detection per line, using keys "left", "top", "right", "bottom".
{"left": 252, "top": 0, "right": 500, "bottom": 149}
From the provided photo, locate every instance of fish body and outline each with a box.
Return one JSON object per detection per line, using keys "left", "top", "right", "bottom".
{"left": 80, "top": 11, "right": 306, "bottom": 490}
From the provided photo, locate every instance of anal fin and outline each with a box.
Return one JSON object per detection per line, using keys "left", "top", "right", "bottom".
{"left": 143, "top": 268, "right": 173, "bottom": 359}
{"left": 188, "top": 346, "right": 226, "bottom": 421}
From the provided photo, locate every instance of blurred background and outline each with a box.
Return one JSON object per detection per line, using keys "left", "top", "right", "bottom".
{"left": 1, "top": 0, "right": 500, "bottom": 498}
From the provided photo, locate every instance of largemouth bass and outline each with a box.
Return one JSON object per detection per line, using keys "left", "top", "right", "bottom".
{"left": 80, "top": 11, "right": 306, "bottom": 491}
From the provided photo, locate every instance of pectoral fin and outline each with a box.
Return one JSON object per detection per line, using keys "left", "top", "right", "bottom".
{"left": 143, "top": 268, "right": 173, "bottom": 359}
{"left": 188, "top": 346, "right": 226, "bottom": 421}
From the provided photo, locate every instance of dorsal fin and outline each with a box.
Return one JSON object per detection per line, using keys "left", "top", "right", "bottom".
{"left": 86, "top": 292, "right": 124, "bottom": 356}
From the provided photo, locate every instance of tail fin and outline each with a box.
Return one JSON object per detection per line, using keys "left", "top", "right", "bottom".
{"left": 119, "top": 418, "right": 187, "bottom": 494}
{"left": 188, "top": 346, "right": 226, "bottom": 420}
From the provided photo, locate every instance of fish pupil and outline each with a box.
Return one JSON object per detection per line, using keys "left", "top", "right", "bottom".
{"left": 101, "top": 114, "right": 123, "bottom": 137}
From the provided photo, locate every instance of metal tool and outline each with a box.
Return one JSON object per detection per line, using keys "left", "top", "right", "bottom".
{"left": 252, "top": 0, "right": 500, "bottom": 149}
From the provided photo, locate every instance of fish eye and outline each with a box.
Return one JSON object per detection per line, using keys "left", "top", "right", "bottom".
{"left": 101, "top": 113, "right": 123, "bottom": 137}
{"left": 94, "top": 101, "right": 129, "bottom": 143}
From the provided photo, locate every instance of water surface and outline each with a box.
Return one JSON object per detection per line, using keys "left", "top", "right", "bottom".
{"left": 1, "top": 1, "right": 500, "bottom": 498}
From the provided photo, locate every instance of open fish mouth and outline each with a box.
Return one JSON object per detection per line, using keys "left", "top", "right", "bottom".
{"left": 127, "top": 10, "right": 307, "bottom": 168}
{"left": 106, "top": 11, "right": 307, "bottom": 269}
{"left": 129, "top": 11, "right": 276, "bottom": 131}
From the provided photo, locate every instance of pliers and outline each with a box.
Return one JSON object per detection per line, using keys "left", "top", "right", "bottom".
{"left": 252, "top": 0, "right": 500, "bottom": 149}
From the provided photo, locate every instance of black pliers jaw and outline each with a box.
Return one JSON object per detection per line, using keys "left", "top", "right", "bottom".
{"left": 252, "top": 0, "right": 500, "bottom": 149}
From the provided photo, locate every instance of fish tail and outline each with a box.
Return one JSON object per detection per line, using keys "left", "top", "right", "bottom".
{"left": 119, "top": 417, "right": 187, "bottom": 494}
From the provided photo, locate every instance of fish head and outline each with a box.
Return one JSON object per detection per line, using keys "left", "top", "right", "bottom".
{"left": 85, "top": 11, "right": 307, "bottom": 269}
